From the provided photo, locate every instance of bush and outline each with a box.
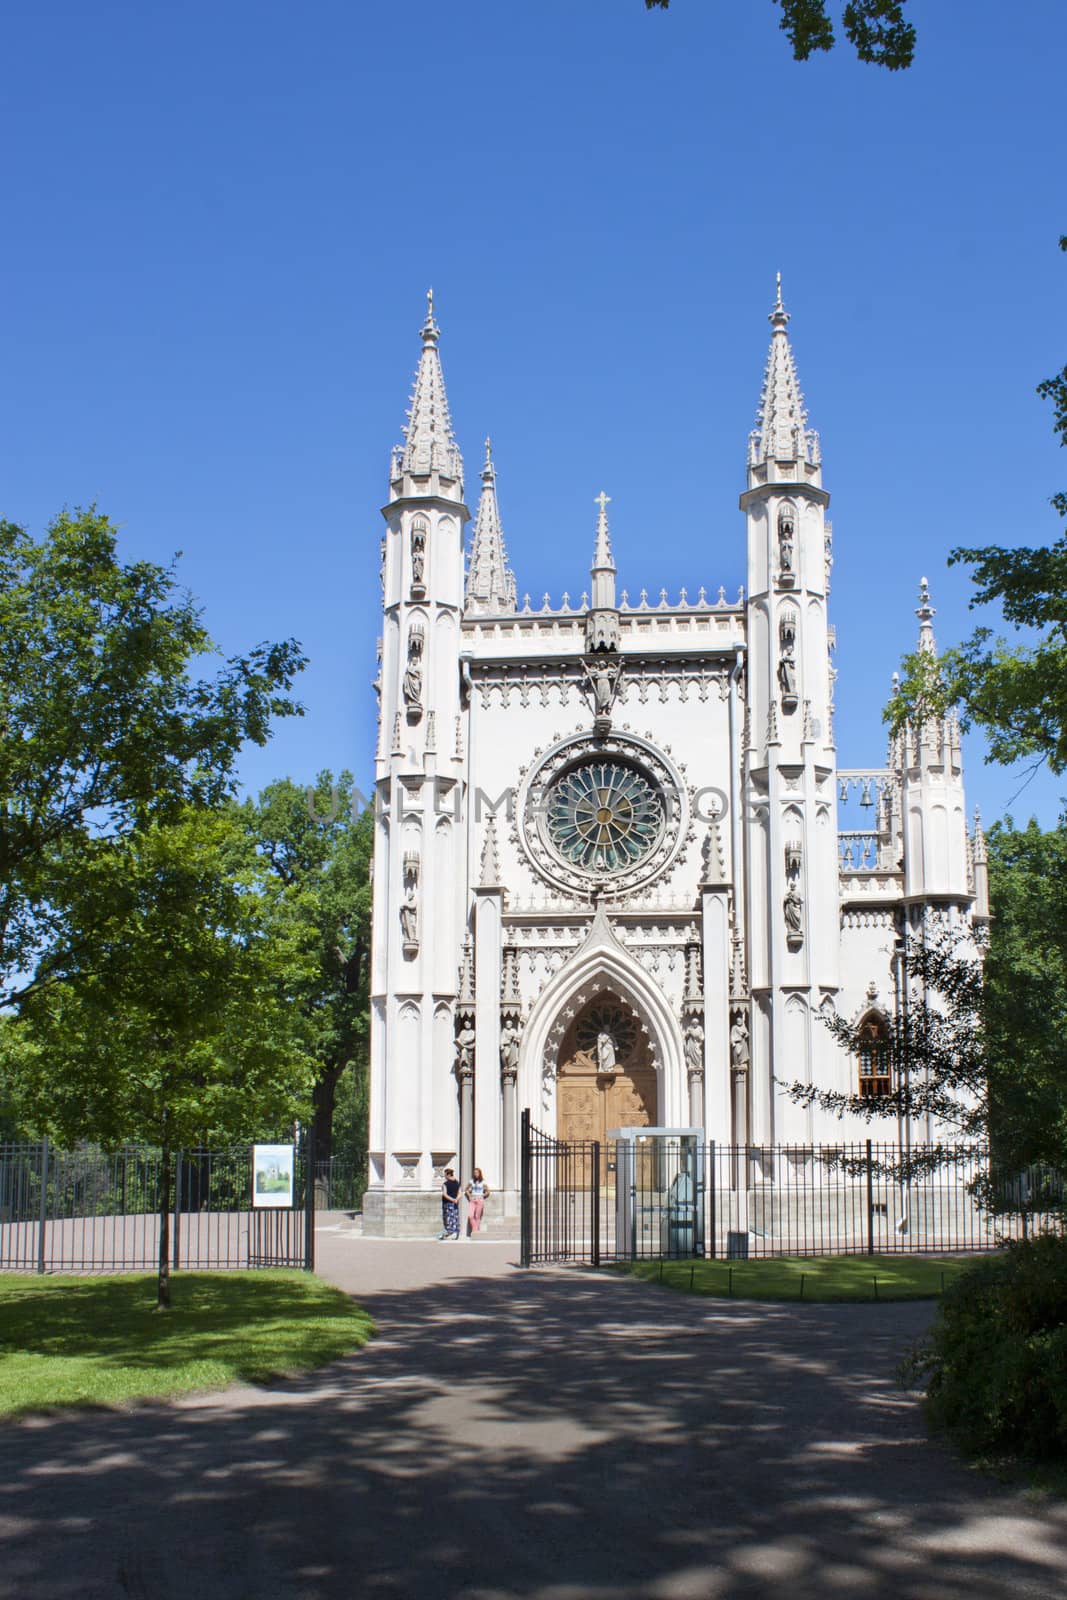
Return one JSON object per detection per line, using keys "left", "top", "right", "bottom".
{"left": 911, "top": 1234, "right": 1067, "bottom": 1461}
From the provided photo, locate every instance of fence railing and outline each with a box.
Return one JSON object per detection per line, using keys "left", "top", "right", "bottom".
{"left": 520, "top": 1116, "right": 1066, "bottom": 1267}
{"left": 0, "top": 1139, "right": 318, "bottom": 1274}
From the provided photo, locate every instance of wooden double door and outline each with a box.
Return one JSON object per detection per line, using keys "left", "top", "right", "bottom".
{"left": 556, "top": 993, "right": 658, "bottom": 1147}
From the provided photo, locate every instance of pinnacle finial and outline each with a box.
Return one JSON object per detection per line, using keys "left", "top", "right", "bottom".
{"left": 916, "top": 576, "right": 938, "bottom": 655}
{"left": 421, "top": 287, "right": 439, "bottom": 344}
{"left": 770, "top": 272, "right": 789, "bottom": 329}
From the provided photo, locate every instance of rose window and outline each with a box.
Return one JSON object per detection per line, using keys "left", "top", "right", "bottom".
{"left": 545, "top": 761, "right": 664, "bottom": 875}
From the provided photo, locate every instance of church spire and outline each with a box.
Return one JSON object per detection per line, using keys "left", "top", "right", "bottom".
{"left": 392, "top": 290, "right": 464, "bottom": 495}
{"left": 590, "top": 490, "right": 616, "bottom": 611}
{"left": 465, "top": 439, "right": 517, "bottom": 613}
{"left": 749, "top": 275, "right": 821, "bottom": 475}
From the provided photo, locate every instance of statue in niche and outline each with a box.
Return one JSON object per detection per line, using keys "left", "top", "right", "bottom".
{"left": 411, "top": 528, "right": 426, "bottom": 588}
{"left": 402, "top": 629, "right": 424, "bottom": 711}
{"left": 778, "top": 614, "right": 798, "bottom": 702}
{"left": 455, "top": 1021, "right": 476, "bottom": 1076}
{"left": 778, "top": 504, "right": 795, "bottom": 575}
{"left": 783, "top": 887, "right": 803, "bottom": 936}
{"left": 399, "top": 889, "right": 418, "bottom": 945}
{"left": 500, "top": 1021, "right": 521, "bottom": 1080}
{"left": 684, "top": 1017, "right": 704, "bottom": 1076}
{"left": 730, "top": 1012, "right": 750, "bottom": 1072}
{"left": 596, "top": 1029, "right": 617, "bottom": 1075}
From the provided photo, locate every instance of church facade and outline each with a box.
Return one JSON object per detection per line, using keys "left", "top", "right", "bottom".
{"left": 363, "top": 286, "right": 989, "bottom": 1236}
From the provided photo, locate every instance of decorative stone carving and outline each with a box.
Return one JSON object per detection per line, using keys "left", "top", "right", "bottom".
{"left": 777, "top": 502, "right": 796, "bottom": 585}
{"left": 584, "top": 655, "right": 622, "bottom": 733}
{"left": 403, "top": 623, "right": 424, "bottom": 722}
{"left": 400, "top": 852, "right": 420, "bottom": 956}
{"left": 730, "top": 1009, "right": 750, "bottom": 1074}
{"left": 595, "top": 1029, "right": 617, "bottom": 1077}
{"left": 785, "top": 841, "right": 802, "bottom": 882}
{"left": 410, "top": 524, "right": 426, "bottom": 596}
{"left": 783, "top": 886, "right": 804, "bottom": 948}
{"left": 684, "top": 1016, "right": 704, "bottom": 1081}
{"left": 454, "top": 1020, "right": 476, "bottom": 1081}
{"left": 778, "top": 612, "right": 798, "bottom": 712}
{"left": 499, "top": 1020, "right": 521, "bottom": 1083}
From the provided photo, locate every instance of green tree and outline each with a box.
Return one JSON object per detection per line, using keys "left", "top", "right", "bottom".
{"left": 785, "top": 930, "right": 990, "bottom": 1171}
{"left": 240, "top": 773, "right": 373, "bottom": 1165}
{"left": 0, "top": 508, "right": 305, "bottom": 1009}
{"left": 13, "top": 807, "right": 318, "bottom": 1308}
{"left": 644, "top": 0, "right": 915, "bottom": 69}
{"left": 984, "top": 817, "right": 1067, "bottom": 1172}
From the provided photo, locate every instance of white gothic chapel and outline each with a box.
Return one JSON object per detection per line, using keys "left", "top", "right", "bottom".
{"left": 363, "top": 285, "right": 989, "bottom": 1236}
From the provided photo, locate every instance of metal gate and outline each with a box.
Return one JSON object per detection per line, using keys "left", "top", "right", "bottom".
{"left": 520, "top": 1111, "right": 1064, "bottom": 1266}
{"left": 0, "top": 1136, "right": 317, "bottom": 1274}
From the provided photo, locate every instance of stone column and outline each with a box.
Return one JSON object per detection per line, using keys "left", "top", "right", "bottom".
{"left": 457, "top": 1062, "right": 474, "bottom": 1187}
{"left": 500, "top": 1062, "right": 518, "bottom": 1191}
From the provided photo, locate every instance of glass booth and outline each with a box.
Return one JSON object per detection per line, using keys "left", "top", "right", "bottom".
{"left": 608, "top": 1127, "right": 705, "bottom": 1259}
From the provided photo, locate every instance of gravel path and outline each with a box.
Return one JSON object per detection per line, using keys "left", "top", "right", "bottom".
{"left": 0, "top": 1229, "right": 1064, "bottom": 1600}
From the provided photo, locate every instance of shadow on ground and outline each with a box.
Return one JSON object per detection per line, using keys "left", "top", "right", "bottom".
{"left": 1, "top": 1254, "right": 1064, "bottom": 1600}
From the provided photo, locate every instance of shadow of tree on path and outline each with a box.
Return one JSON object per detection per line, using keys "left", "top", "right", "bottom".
{"left": 1, "top": 1263, "right": 1064, "bottom": 1599}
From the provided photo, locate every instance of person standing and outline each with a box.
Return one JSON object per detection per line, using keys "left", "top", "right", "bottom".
{"left": 465, "top": 1168, "right": 490, "bottom": 1235}
{"left": 438, "top": 1168, "right": 461, "bottom": 1240}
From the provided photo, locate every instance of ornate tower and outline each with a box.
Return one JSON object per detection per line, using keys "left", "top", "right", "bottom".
{"left": 740, "top": 280, "right": 839, "bottom": 1142}
{"left": 365, "top": 293, "right": 471, "bottom": 1235}
{"left": 891, "top": 580, "right": 971, "bottom": 906}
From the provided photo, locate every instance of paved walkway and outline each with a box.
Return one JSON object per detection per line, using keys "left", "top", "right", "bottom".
{"left": 1, "top": 1229, "right": 1065, "bottom": 1600}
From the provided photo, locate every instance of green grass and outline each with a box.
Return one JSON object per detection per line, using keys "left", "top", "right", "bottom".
{"left": 0, "top": 1271, "right": 375, "bottom": 1418}
{"left": 621, "top": 1253, "right": 975, "bottom": 1302}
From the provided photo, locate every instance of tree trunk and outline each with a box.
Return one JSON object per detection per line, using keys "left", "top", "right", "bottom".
{"left": 157, "top": 1144, "right": 172, "bottom": 1310}
{"left": 312, "top": 1064, "right": 345, "bottom": 1159}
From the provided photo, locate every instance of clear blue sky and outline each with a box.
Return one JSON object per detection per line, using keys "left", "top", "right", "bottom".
{"left": 4, "top": 0, "right": 1065, "bottom": 828}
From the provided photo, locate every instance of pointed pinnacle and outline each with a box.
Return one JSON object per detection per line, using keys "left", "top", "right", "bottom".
{"left": 593, "top": 491, "right": 614, "bottom": 571}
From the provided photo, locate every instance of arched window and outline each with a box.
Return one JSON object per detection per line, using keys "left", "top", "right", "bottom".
{"left": 856, "top": 1012, "right": 892, "bottom": 1097}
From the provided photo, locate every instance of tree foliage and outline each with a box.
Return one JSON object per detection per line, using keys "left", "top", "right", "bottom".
{"left": 888, "top": 238, "right": 1067, "bottom": 773}
{"left": 784, "top": 928, "right": 989, "bottom": 1174}
{"left": 643, "top": 0, "right": 915, "bottom": 69}
{"left": 0, "top": 508, "right": 305, "bottom": 1009}
{"left": 239, "top": 773, "right": 373, "bottom": 1164}
{"left": 12, "top": 807, "right": 318, "bottom": 1306}
{"left": 984, "top": 817, "right": 1067, "bottom": 1172}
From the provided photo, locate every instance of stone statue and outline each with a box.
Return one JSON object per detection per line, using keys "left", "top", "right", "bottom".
{"left": 596, "top": 1029, "right": 617, "bottom": 1074}
{"left": 455, "top": 1021, "right": 476, "bottom": 1075}
{"left": 399, "top": 890, "right": 418, "bottom": 944}
{"left": 778, "top": 506, "right": 795, "bottom": 573}
{"left": 730, "top": 1013, "right": 750, "bottom": 1072}
{"left": 402, "top": 631, "right": 423, "bottom": 708}
{"left": 500, "top": 1022, "right": 520, "bottom": 1079}
{"left": 783, "top": 887, "right": 803, "bottom": 935}
{"left": 684, "top": 1018, "right": 704, "bottom": 1076}
{"left": 777, "top": 656, "right": 797, "bottom": 697}
{"left": 411, "top": 530, "right": 425, "bottom": 586}
{"left": 587, "top": 658, "right": 617, "bottom": 718}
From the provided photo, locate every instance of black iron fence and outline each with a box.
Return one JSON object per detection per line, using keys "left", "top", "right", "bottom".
{"left": 519, "top": 1113, "right": 1066, "bottom": 1267}
{"left": 0, "top": 1139, "right": 317, "bottom": 1274}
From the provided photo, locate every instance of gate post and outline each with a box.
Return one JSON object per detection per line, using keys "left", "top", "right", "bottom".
{"left": 37, "top": 1136, "right": 49, "bottom": 1275}
{"left": 591, "top": 1141, "right": 601, "bottom": 1269}
{"left": 708, "top": 1140, "right": 716, "bottom": 1260}
{"left": 304, "top": 1127, "right": 316, "bottom": 1272}
{"left": 866, "top": 1139, "right": 875, "bottom": 1256}
{"left": 173, "top": 1150, "right": 182, "bottom": 1269}
{"left": 519, "top": 1109, "right": 531, "bottom": 1267}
